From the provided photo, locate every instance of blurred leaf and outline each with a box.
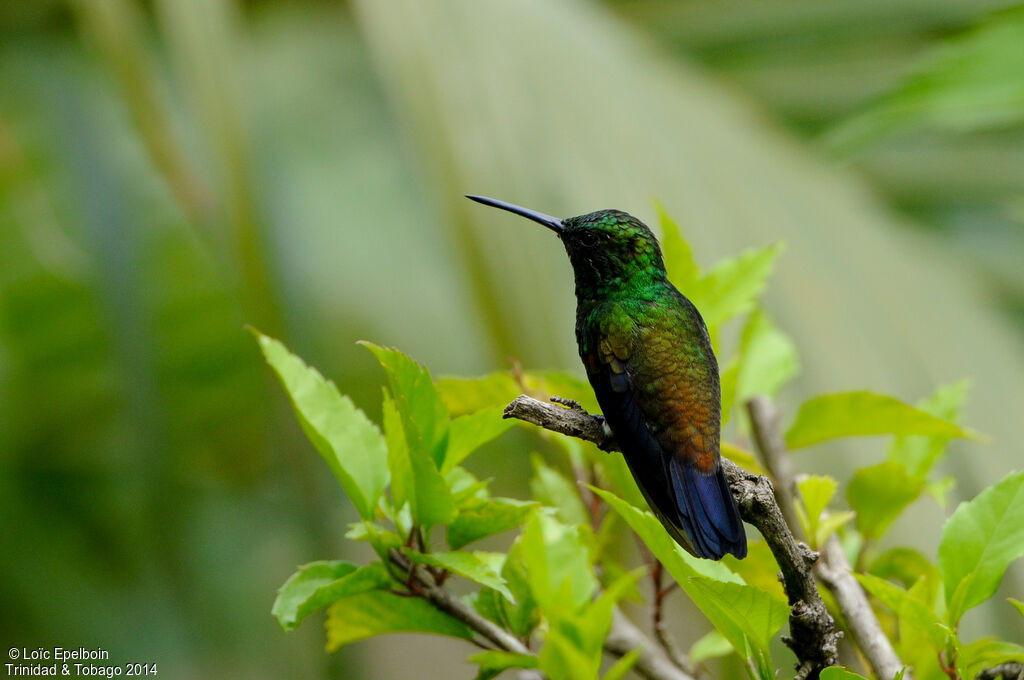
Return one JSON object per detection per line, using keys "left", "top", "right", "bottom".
{"left": 272, "top": 561, "right": 392, "bottom": 631}
{"left": 939, "top": 469, "right": 1024, "bottom": 624}
{"left": 825, "top": 8, "right": 1024, "bottom": 155}
{"left": 491, "top": 537, "right": 542, "bottom": 637}
{"left": 689, "top": 630, "right": 732, "bottom": 664}
{"left": 530, "top": 454, "right": 590, "bottom": 527}
{"left": 720, "top": 442, "right": 766, "bottom": 475}
{"left": 518, "top": 512, "right": 596, "bottom": 613}
{"left": 256, "top": 332, "right": 388, "bottom": 519}
{"left": 847, "top": 462, "right": 923, "bottom": 540}
{"left": 795, "top": 474, "right": 838, "bottom": 542}
{"left": 1010, "top": 598, "right": 1024, "bottom": 619}
{"left": 469, "top": 651, "right": 538, "bottom": 675}
{"left": 887, "top": 380, "right": 970, "bottom": 478}
{"left": 448, "top": 497, "right": 536, "bottom": 550}
{"left": 325, "top": 589, "right": 474, "bottom": 651}
{"left": 403, "top": 549, "right": 513, "bottom": 602}
{"left": 690, "top": 243, "right": 785, "bottom": 331}
{"left": 786, "top": 391, "right": 976, "bottom": 450}
{"left": 602, "top": 648, "right": 642, "bottom": 680}
{"left": 360, "top": 341, "right": 449, "bottom": 465}
{"left": 722, "top": 540, "right": 785, "bottom": 602}
{"left": 868, "top": 547, "right": 939, "bottom": 590}
{"left": 436, "top": 373, "right": 520, "bottom": 417}
{"left": 854, "top": 572, "right": 946, "bottom": 647}
{"left": 734, "top": 308, "right": 799, "bottom": 403}
{"left": 442, "top": 407, "right": 514, "bottom": 474}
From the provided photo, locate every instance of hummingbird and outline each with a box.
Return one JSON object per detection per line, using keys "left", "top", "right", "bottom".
{"left": 467, "top": 195, "right": 746, "bottom": 560}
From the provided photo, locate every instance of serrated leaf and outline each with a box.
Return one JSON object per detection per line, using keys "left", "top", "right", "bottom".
{"left": 442, "top": 407, "right": 513, "bottom": 474}
{"left": 530, "top": 454, "right": 589, "bottom": 527}
{"left": 939, "top": 469, "right": 1024, "bottom": 625}
{"left": 360, "top": 341, "right": 449, "bottom": 465}
{"left": 786, "top": 391, "right": 975, "bottom": 450}
{"left": 518, "top": 512, "right": 596, "bottom": 613}
{"left": 272, "top": 561, "right": 393, "bottom": 631}
{"left": 325, "top": 589, "right": 474, "bottom": 651}
{"left": 734, "top": 308, "right": 799, "bottom": 403}
{"left": 690, "top": 242, "right": 784, "bottom": 330}
{"left": 403, "top": 548, "right": 514, "bottom": 602}
{"left": 887, "top": 380, "right": 970, "bottom": 478}
{"left": 854, "top": 572, "right": 946, "bottom": 648}
{"left": 255, "top": 332, "right": 388, "bottom": 519}
{"left": 847, "top": 462, "right": 923, "bottom": 540}
{"left": 448, "top": 497, "right": 536, "bottom": 550}
{"left": 686, "top": 576, "right": 789, "bottom": 674}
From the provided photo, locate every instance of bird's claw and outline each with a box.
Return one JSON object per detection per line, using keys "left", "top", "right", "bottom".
{"left": 550, "top": 395, "right": 583, "bottom": 410}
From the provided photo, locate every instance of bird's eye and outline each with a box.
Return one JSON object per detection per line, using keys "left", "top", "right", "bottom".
{"left": 577, "top": 231, "right": 600, "bottom": 248}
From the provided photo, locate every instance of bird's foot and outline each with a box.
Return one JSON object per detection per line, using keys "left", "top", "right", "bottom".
{"left": 550, "top": 395, "right": 583, "bottom": 410}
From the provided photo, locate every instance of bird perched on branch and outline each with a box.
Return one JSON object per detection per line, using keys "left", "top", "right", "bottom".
{"left": 467, "top": 195, "right": 746, "bottom": 560}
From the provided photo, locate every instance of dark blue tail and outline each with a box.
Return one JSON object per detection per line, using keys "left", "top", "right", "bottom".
{"left": 668, "top": 460, "right": 747, "bottom": 560}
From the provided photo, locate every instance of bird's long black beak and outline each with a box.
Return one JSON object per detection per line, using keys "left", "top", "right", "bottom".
{"left": 465, "top": 195, "right": 564, "bottom": 234}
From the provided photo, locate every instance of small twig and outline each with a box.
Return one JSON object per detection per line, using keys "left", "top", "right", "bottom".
{"left": 744, "top": 397, "right": 907, "bottom": 680}
{"left": 606, "top": 610, "right": 696, "bottom": 680}
{"left": 503, "top": 394, "right": 840, "bottom": 679}
{"left": 651, "top": 562, "right": 691, "bottom": 673}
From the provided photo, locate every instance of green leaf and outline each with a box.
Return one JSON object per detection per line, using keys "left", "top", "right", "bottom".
{"left": 469, "top": 651, "right": 538, "bottom": 674}
{"left": 786, "top": 391, "right": 975, "bottom": 450}
{"left": 689, "top": 242, "right": 784, "bottom": 330}
{"left": 325, "top": 589, "right": 474, "bottom": 651}
{"left": 403, "top": 549, "right": 514, "bottom": 602}
{"left": 659, "top": 203, "right": 699, "bottom": 290}
{"left": 854, "top": 573, "right": 946, "bottom": 648}
{"left": 593, "top": 487, "right": 789, "bottom": 669}
{"left": 1010, "top": 598, "right": 1024, "bottom": 619}
{"left": 448, "top": 497, "right": 536, "bottom": 550}
{"left": 795, "top": 474, "right": 838, "bottom": 542}
{"left": 847, "top": 462, "right": 923, "bottom": 540}
{"left": 820, "top": 668, "right": 870, "bottom": 680}
{"left": 272, "top": 561, "right": 393, "bottom": 631}
{"left": 436, "top": 372, "right": 520, "bottom": 416}
{"left": 961, "top": 638, "right": 1024, "bottom": 680}
{"left": 255, "top": 332, "right": 388, "bottom": 519}
{"left": 382, "top": 389, "right": 456, "bottom": 528}
{"left": 734, "top": 308, "right": 799, "bottom": 403}
{"left": 360, "top": 341, "right": 449, "bottom": 465}
{"left": 887, "top": 380, "right": 970, "bottom": 478}
{"left": 492, "top": 540, "right": 542, "bottom": 637}
{"left": 518, "top": 512, "right": 597, "bottom": 612}
{"left": 687, "top": 576, "right": 789, "bottom": 651}
{"left": 602, "top": 648, "right": 642, "bottom": 680}
{"left": 530, "top": 454, "right": 590, "bottom": 527}
{"left": 689, "top": 630, "right": 732, "bottom": 664}
{"left": 442, "top": 407, "right": 513, "bottom": 474}
{"left": 939, "top": 469, "right": 1024, "bottom": 625}
{"left": 868, "top": 548, "right": 939, "bottom": 590}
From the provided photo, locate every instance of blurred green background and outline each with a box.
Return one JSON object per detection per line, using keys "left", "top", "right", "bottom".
{"left": 2, "top": 0, "right": 1022, "bottom": 678}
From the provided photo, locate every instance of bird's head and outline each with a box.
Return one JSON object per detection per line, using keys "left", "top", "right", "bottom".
{"left": 466, "top": 195, "right": 666, "bottom": 298}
